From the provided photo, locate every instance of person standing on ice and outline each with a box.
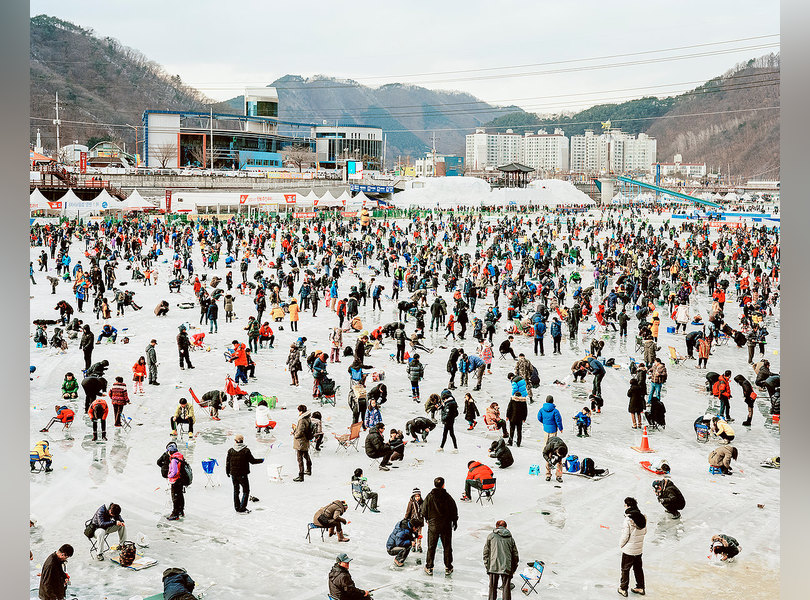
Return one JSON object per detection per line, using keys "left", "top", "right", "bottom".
{"left": 422, "top": 476, "right": 458, "bottom": 576}
{"left": 146, "top": 339, "right": 159, "bottom": 385}
{"left": 176, "top": 326, "right": 194, "bottom": 370}
{"left": 292, "top": 404, "right": 313, "bottom": 482}
{"left": 537, "top": 395, "right": 563, "bottom": 444}
{"left": 483, "top": 519, "right": 520, "bottom": 600}
{"left": 225, "top": 434, "right": 264, "bottom": 514}
{"left": 617, "top": 497, "right": 647, "bottom": 597}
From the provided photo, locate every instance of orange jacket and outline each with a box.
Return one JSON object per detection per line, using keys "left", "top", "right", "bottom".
{"left": 259, "top": 324, "right": 273, "bottom": 337}
{"left": 288, "top": 303, "right": 300, "bottom": 321}
{"left": 466, "top": 461, "right": 495, "bottom": 489}
{"left": 132, "top": 362, "right": 146, "bottom": 379}
{"left": 232, "top": 343, "right": 248, "bottom": 367}
{"left": 87, "top": 397, "right": 109, "bottom": 420}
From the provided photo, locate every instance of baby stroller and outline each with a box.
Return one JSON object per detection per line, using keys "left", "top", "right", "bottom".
{"left": 694, "top": 415, "right": 711, "bottom": 443}
{"left": 645, "top": 398, "right": 667, "bottom": 431}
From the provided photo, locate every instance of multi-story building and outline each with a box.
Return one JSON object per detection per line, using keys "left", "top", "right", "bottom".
{"left": 520, "top": 129, "right": 569, "bottom": 174}
{"left": 654, "top": 154, "right": 707, "bottom": 179}
{"left": 465, "top": 129, "right": 522, "bottom": 170}
{"left": 414, "top": 152, "right": 465, "bottom": 177}
{"left": 570, "top": 129, "right": 656, "bottom": 175}
{"left": 143, "top": 87, "right": 383, "bottom": 171}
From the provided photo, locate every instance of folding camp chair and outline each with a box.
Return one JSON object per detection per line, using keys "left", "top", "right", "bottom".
{"left": 475, "top": 478, "right": 497, "bottom": 505}
{"left": 305, "top": 522, "right": 328, "bottom": 543}
{"left": 62, "top": 416, "right": 75, "bottom": 432}
{"left": 333, "top": 422, "right": 362, "bottom": 453}
{"left": 201, "top": 458, "right": 220, "bottom": 487}
{"left": 351, "top": 482, "right": 368, "bottom": 513}
{"left": 119, "top": 410, "right": 132, "bottom": 432}
{"left": 520, "top": 560, "right": 545, "bottom": 595}
{"left": 668, "top": 346, "right": 686, "bottom": 366}
{"left": 30, "top": 455, "right": 50, "bottom": 473}
{"left": 84, "top": 519, "right": 111, "bottom": 558}
{"left": 634, "top": 336, "right": 644, "bottom": 353}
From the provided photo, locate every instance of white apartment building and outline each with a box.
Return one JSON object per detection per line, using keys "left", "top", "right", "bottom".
{"left": 520, "top": 129, "right": 569, "bottom": 173}
{"left": 654, "top": 154, "right": 707, "bottom": 178}
{"left": 570, "top": 129, "right": 656, "bottom": 175}
{"left": 465, "top": 129, "right": 522, "bottom": 170}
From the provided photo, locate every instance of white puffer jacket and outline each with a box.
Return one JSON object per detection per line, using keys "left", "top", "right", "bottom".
{"left": 619, "top": 512, "right": 647, "bottom": 556}
{"left": 255, "top": 404, "right": 272, "bottom": 428}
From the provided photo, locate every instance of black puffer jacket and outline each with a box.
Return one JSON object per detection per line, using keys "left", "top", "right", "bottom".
{"left": 422, "top": 486, "right": 458, "bottom": 528}
{"left": 653, "top": 478, "right": 686, "bottom": 513}
{"left": 542, "top": 436, "right": 568, "bottom": 464}
{"left": 225, "top": 444, "right": 263, "bottom": 477}
{"left": 364, "top": 429, "right": 390, "bottom": 458}
{"left": 489, "top": 438, "right": 514, "bottom": 468}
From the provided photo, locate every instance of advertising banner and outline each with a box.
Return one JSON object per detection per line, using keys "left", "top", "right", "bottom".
{"left": 165, "top": 190, "right": 172, "bottom": 213}
{"left": 293, "top": 212, "right": 316, "bottom": 218}
{"left": 347, "top": 161, "right": 363, "bottom": 180}
{"left": 79, "top": 152, "right": 87, "bottom": 174}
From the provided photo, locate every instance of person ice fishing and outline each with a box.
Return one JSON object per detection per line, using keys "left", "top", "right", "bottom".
{"left": 483, "top": 519, "right": 520, "bottom": 600}
{"left": 328, "top": 553, "right": 369, "bottom": 599}
{"left": 87, "top": 503, "right": 126, "bottom": 560}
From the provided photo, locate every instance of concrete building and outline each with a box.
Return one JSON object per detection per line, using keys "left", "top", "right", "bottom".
{"left": 570, "top": 129, "right": 656, "bottom": 175}
{"left": 520, "top": 129, "right": 569, "bottom": 174}
{"left": 414, "top": 152, "right": 465, "bottom": 177}
{"left": 142, "top": 88, "right": 382, "bottom": 171}
{"left": 465, "top": 129, "right": 522, "bottom": 170}
{"left": 654, "top": 154, "right": 707, "bottom": 178}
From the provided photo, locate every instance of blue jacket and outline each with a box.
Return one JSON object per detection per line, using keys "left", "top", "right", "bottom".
{"left": 467, "top": 355, "right": 485, "bottom": 370}
{"left": 534, "top": 321, "right": 546, "bottom": 338}
{"left": 511, "top": 378, "right": 528, "bottom": 397}
{"left": 574, "top": 411, "right": 592, "bottom": 427}
{"left": 537, "top": 402, "right": 563, "bottom": 433}
{"left": 550, "top": 320, "right": 561, "bottom": 337}
{"left": 386, "top": 519, "right": 414, "bottom": 551}
{"left": 313, "top": 357, "right": 327, "bottom": 377}
{"left": 587, "top": 356, "right": 605, "bottom": 375}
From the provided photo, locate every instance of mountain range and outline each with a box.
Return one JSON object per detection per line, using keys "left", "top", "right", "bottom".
{"left": 30, "top": 15, "right": 779, "bottom": 179}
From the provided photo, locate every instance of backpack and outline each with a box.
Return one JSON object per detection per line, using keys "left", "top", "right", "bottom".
{"left": 565, "top": 455, "right": 580, "bottom": 473}
{"left": 306, "top": 420, "right": 318, "bottom": 441}
{"left": 658, "top": 365, "right": 667, "bottom": 383}
{"left": 580, "top": 457, "right": 596, "bottom": 477}
{"left": 178, "top": 456, "right": 193, "bottom": 486}
{"left": 530, "top": 365, "right": 540, "bottom": 388}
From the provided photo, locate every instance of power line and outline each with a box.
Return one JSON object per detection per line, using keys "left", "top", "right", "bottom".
{"left": 178, "top": 35, "right": 780, "bottom": 86}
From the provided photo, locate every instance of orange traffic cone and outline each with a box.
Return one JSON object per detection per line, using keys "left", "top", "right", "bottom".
{"left": 631, "top": 426, "right": 655, "bottom": 453}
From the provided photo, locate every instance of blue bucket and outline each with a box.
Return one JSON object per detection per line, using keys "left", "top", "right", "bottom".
{"left": 202, "top": 458, "right": 218, "bottom": 474}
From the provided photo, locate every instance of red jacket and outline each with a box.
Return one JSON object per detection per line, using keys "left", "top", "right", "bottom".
{"left": 87, "top": 397, "right": 109, "bottom": 420}
{"left": 108, "top": 382, "right": 130, "bottom": 406}
{"left": 713, "top": 376, "right": 731, "bottom": 399}
{"left": 466, "top": 461, "right": 495, "bottom": 489}
{"left": 56, "top": 406, "right": 75, "bottom": 423}
{"left": 232, "top": 344, "right": 248, "bottom": 367}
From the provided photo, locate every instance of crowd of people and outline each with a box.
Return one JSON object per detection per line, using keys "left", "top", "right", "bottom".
{"left": 29, "top": 203, "right": 780, "bottom": 599}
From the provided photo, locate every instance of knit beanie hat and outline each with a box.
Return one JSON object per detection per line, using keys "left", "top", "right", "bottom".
{"left": 412, "top": 488, "right": 421, "bottom": 496}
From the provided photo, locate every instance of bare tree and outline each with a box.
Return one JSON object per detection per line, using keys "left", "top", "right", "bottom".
{"left": 282, "top": 144, "right": 316, "bottom": 173}
{"left": 150, "top": 142, "right": 177, "bottom": 168}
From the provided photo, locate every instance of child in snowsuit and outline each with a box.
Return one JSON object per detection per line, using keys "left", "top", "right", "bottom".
{"left": 574, "top": 407, "right": 592, "bottom": 437}
{"left": 61, "top": 372, "right": 79, "bottom": 399}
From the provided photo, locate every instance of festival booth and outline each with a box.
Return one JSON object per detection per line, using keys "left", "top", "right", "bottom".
{"left": 171, "top": 192, "right": 302, "bottom": 217}
{"left": 121, "top": 189, "right": 157, "bottom": 212}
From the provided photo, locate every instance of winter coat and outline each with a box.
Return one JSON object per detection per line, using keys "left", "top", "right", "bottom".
{"left": 485, "top": 405, "right": 503, "bottom": 426}
{"left": 537, "top": 402, "right": 563, "bottom": 433}
{"left": 91, "top": 504, "right": 124, "bottom": 529}
{"left": 489, "top": 438, "right": 514, "bottom": 468}
{"left": 708, "top": 445, "right": 737, "bottom": 468}
{"left": 405, "top": 495, "right": 424, "bottom": 526}
{"left": 364, "top": 406, "right": 382, "bottom": 429}
{"left": 61, "top": 378, "right": 79, "bottom": 395}
{"left": 407, "top": 360, "right": 425, "bottom": 382}
{"left": 364, "top": 428, "right": 390, "bottom": 458}
{"left": 255, "top": 404, "right": 273, "bottom": 428}
{"left": 288, "top": 302, "right": 299, "bottom": 321}
{"left": 145, "top": 344, "right": 157, "bottom": 366}
{"left": 108, "top": 382, "right": 130, "bottom": 406}
{"left": 650, "top": 362, "right": 668, "bottom": 384}
{"left": 483, "top": 526, "right": 520, "bottom": 575}
{"left": 619, "top": 508, "right": 647, "bottom": 556}
{"left": 293, "top": 411, "right": 312, "bottom": 451}
{"left": 510, "top": 377, "right": 528, "bottom": 397}
{"left": 286, "top": 348, "right": 302, "bottom": 372}
{"left": 173, "top": 402, "right": 195, "bottom": 423}
{"left": 542, "top": 436, "right": 568, "bottom": 465}
{"left": 314, "top": 500, "right": 347, "bottom": 525}
{"left": 328, "top": 563, "right": 365, "bottom": 600}
{"left": 466, "top": 461, "right": 495, "bottom": 488}
{"left": 674, "top": 304, "right": 689, "bottom": 324}
{"left": 627, "top": 381, "right": 646, "bottom": 414}
{"left": 515, "top": 356, "right": 532, "bottom": 384}
{"left": 463, "top": 399, "right": 480, "bottom": 422}
{"left": 643, "top": 339, "right": 659, "bottom": 364}
{"left": 224, "top": 296, "right": 234, "bottom": 312}
{"left": 422, "top": 487, "right": 458, "bottom": 528}
{"left": 386, "top": 519, "right": 415, "bottom": 551}
{"left": 506, "top": 396, "right": 527, "bottom": 423}
{"left": 440, "top": 397, "right": 459, "bottom": 423}
{"left": 87, "top": 397, "right": 109, "bottom": 420}
{"left": 654, "top": 479, "right": 686, "bottom": 513}
{"left": 39, "top": 552, "right": 69, "bottom": 600}
{"left": 226, "top": 443, "right": 263, "bottom": 477}
{"left": 162, "top": 567, "right": 196, "bottom": 600}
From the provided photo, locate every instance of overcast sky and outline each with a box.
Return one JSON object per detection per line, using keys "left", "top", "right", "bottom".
{"left": 31, "top": 0, "right": 779, "bottom": 113}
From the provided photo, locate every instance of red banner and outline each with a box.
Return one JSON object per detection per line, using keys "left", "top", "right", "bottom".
{"left": 239, "top": 194, "right": 248, "bottom": 204}
{"left": 47, "top": 201, "right": 62, "bottom": 210}
{"left": 165, "top": 190, "right": 172, "bottom": 213}
{"left": 293, "top": 212, "right": 315, "bottom": 218}
{"left": 79, "top": 152, "right": 87, "bottom": 174}
{"left": 341, "top": 211, "right": 358, "bottom": 217}
{"left": 284, "top": 194, "right": 297, "bottom": 203}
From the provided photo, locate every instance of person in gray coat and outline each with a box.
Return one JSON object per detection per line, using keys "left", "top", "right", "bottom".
{"left": 146, "top": 339, "right": 159, "bottom": 385}
{"left": 483, "top": 520, "right": 520, "bottom": 600}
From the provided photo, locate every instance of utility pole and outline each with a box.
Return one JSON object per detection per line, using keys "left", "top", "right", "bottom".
{"left": 430, "top": 132, "right": 437, "bottom": 177}
{"left": 53, "top": 92, "right": 61, "bottom": 163}
{"left": 383, "top": 134, "right": 387, "bottom": 174}
{"left": 210, "top": 107, "right": 214, "bottom": 170}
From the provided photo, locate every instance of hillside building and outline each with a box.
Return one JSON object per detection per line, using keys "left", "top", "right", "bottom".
{"left": 569, "top": 129, "right": 657, "bottom": 175}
